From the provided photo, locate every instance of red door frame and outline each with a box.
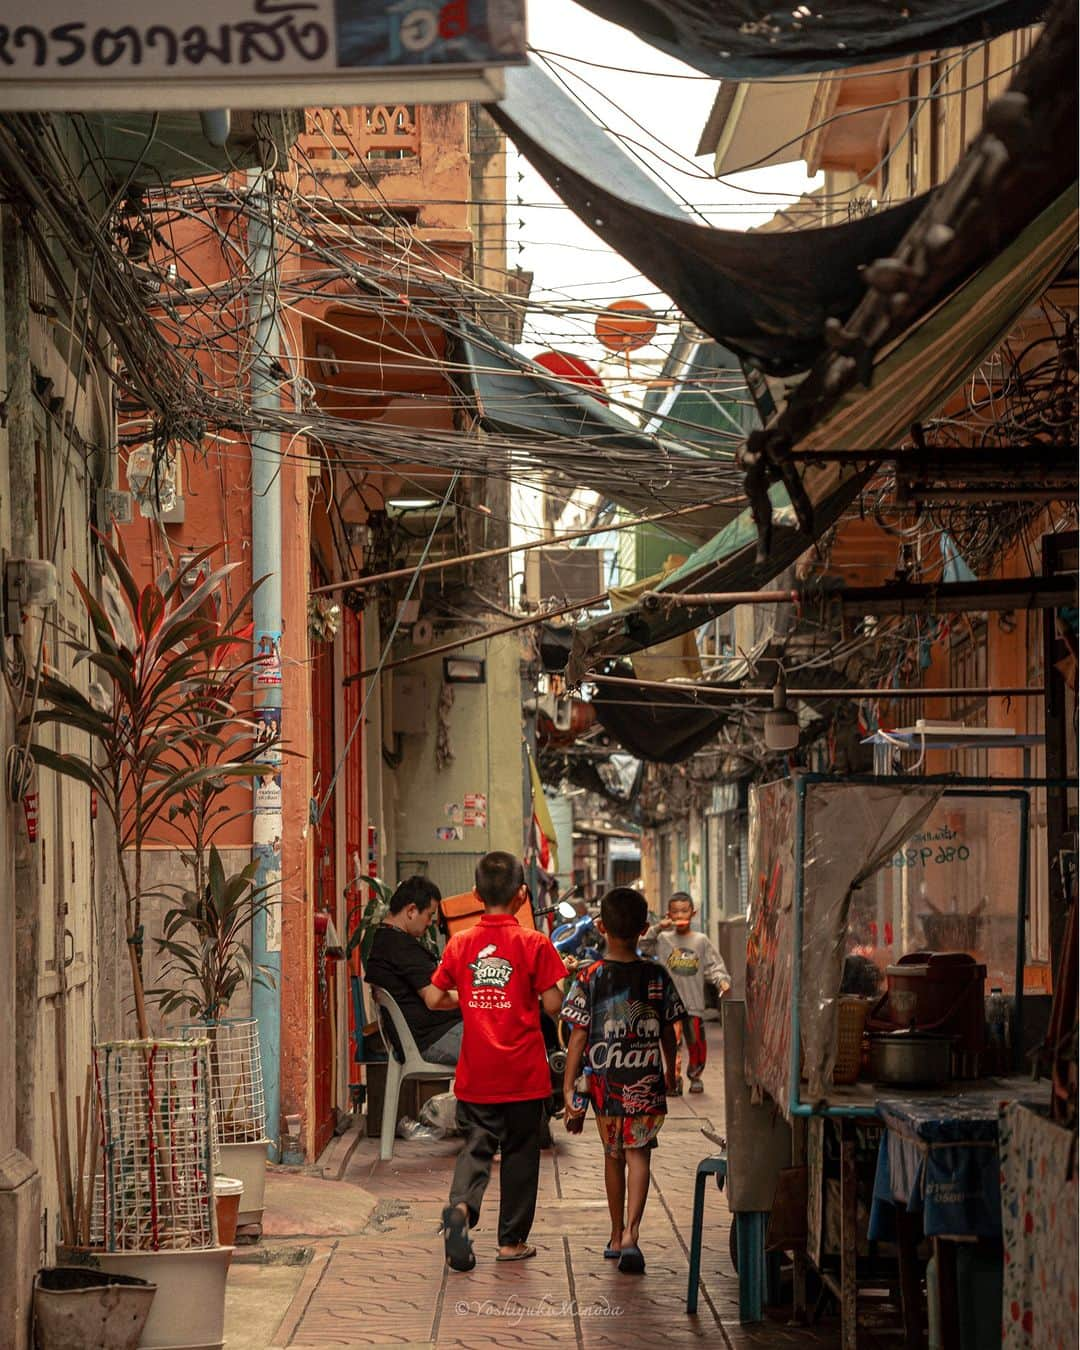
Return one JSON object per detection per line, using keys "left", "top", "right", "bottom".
{"left": 310, "top": 560, "right": 338, "bottom": 1158}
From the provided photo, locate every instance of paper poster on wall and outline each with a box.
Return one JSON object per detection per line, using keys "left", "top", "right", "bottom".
{"left": 436, "top": 825, "right": 463, "bottom": 842}
{"left": 445, "top": 803, "right": 463, "bottom": 824}
{"left": 253, "top": 830, "right": 282, "bottom": 953}
{"left": 254, "top": 773, "right": 282, "bottom": 814}
{"left": 254, "top": 705, "right": 283, "bottom": 753}
{"left": 254, "top": 632, "right": 283, "bottom": 686}
{"left": 463, "top": 791, "right": 487, "bottom": 829}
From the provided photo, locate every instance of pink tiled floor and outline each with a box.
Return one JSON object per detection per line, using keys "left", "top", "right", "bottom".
{"left": 276, "top": 1066, "right": 905, "bottom": 1348}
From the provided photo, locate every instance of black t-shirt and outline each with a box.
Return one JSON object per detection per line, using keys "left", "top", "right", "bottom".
{"left": 364, "top": 924, "right": 461, "bottom": 1052}
{"left": 562, "top": 958, "right": 684, "bottom": 1116}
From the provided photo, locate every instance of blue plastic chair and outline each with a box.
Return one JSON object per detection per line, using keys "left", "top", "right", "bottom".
{"left": 686, "top": 1151, "right": 775, "bottom": 1322}
{"left": 687, "top": 1153, "right": 728, "bottom": 1315}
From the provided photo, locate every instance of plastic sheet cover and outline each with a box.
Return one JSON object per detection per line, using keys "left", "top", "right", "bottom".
{"left": 850, "top": 793, "right": 1026, "bottom": 996}
{"left": 486, "top": 61, "right": 929, "bottom": 375}
{"left": 745, "top": 779, "right": 942, "bottom": 1113}
{"left": 571, "top": 0, "right": 1046, "bottom": 79}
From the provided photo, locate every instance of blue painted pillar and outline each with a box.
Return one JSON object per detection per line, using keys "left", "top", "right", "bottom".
{"left": 248, "top": 171, "right": 283, "bottom": 1162}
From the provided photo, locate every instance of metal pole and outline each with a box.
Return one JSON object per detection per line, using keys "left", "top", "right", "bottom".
{"left": 640, "top": 574, "right": 1077, "bottom": 615}
{"left": 590, "top": 672, "right": 1044, "bottom": 701}
{"left": 248, "top": 168, "right": 283, "bottom": 1163}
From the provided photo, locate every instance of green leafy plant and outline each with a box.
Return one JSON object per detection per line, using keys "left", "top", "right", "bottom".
{"left": 25, "top": 533, "right": 269, "bottom": 1038}
{"left": 345, "top": 874, "right": 395, "bottom": 967}
{"left": 166, "top": 651, "right": 282, "bottom": 904}
{"left": 151, "top": 845, "right": 275, "bottom": 1022}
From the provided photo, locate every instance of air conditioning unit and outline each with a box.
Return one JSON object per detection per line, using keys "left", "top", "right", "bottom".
{"left": 524, "top": 547, "right": 605, "bottom": 607}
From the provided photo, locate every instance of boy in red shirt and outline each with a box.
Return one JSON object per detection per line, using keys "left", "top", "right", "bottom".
{"left": 424, "top": 851, "right": 566, "bottom": 1271}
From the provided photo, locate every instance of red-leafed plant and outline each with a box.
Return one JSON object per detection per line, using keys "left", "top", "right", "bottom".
{"left": 26, "top": 533, "right": 269, "bottom": 1038}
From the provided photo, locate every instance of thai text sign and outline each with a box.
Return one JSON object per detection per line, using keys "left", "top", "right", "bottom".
{"left": 0, "top": 1, "right": 525, "bottom": 109}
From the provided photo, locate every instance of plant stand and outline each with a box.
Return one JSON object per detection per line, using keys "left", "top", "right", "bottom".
{"left": 179, "top": 1020, "right": 269, "bottom": 1228}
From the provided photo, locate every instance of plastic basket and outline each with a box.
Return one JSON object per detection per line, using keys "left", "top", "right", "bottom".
{"left": 833, "top": 997, "right": 868, "bottom": 1085}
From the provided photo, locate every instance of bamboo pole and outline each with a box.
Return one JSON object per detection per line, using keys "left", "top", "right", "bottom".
{"left": 50, "top": 1092, "right": 74, "bottom": 1247}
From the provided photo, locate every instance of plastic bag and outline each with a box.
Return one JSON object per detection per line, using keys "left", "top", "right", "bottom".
{"left": 419, "top": 1092, "right": 462, "bottom": 1139}
{"left": 396, "top": 1115, "right": 440, "bottom": 1142}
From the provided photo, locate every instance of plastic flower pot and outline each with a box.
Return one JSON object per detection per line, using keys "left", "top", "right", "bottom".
{"left": 217, "top": 1140, "right": 269, "bottom": 1227}
{"left": 56, "top": 1247, "right": 231, "bottom": 1350}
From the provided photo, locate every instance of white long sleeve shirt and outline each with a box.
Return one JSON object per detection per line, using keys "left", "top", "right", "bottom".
{"left": 640, "top": 925, "right": 731, "bottom": 1017}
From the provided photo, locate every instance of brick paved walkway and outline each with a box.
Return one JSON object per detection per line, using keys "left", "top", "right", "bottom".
{"left": 271, "top": 1077, "right": 899, "bottom": 1349}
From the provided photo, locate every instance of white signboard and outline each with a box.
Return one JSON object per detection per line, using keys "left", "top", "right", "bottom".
{"left": 0, "top": 1, "right": 525, "bottom": 110}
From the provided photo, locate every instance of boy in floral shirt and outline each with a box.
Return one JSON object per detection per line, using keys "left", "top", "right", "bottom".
{"left": 561, "top": 887, "right": 683, "bottom": 1275}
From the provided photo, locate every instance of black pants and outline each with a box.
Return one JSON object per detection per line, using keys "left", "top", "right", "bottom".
{"left": 450, "top": 1098, "right": 545, "bottom": 1247}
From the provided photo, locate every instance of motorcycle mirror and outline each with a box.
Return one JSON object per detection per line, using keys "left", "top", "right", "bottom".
{"left": 556, "top": 900, "right": 577, "bottom": 920}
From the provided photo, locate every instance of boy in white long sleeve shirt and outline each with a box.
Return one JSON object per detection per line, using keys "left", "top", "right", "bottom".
{"left": 640, "top": 891, "right": 730, "bottom": 1094}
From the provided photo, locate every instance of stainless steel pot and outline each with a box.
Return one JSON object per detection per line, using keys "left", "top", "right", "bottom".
{"left": 868, "top": 1031, "right": 952, "bottom": 1086}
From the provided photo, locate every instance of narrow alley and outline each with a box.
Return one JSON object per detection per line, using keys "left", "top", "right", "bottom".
{"left": 0, "top": 3, "right": 1075, "bottom": 1350}
{"left": 227, "top": 1078, "right": 894, "bottom": 1350}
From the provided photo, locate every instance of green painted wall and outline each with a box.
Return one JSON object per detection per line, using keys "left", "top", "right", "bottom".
{"left": 391, "top": 630, "right": 526, "bottom": 897}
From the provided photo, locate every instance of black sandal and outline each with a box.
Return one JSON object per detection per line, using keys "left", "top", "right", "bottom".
{"left": 440, "top": 1205, "right": 476, "bottom": 1272}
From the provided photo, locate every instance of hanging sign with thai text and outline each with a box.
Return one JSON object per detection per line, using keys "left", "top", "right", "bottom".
{"left": 0, "top": 1, "right": 526, "bottom": 110}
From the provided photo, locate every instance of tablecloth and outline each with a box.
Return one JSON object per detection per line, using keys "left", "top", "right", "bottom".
{"left": 999, "top": 1101, "right": 1078, "bottom": 1349}
{"left": 869, "top": 1088, "right": 1042, "bottom": 1240}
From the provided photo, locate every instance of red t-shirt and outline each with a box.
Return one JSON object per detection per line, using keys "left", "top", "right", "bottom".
{"left": 431, "top": 913, "right": 566, "bottom": 1104}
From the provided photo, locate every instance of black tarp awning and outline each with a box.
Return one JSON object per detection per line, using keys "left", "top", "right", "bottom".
{"left": 449, "top": 320, "right": 743, "bottom": 542}
{"left": 568, "top": 187, "right": 1077, "bottom": 676}
{"left": 589, "top": 673, "right": 731, "bottom": 763}
{"left": 569, "top": 0, "right": 1046, "bottom": 78}
{"left": 486, "top": 62, "right": 930, "bottom": 375}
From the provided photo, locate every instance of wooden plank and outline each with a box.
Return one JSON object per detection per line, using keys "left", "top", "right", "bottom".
{"left": 840, "top": 1118, "right": 858, "bottom": 1350}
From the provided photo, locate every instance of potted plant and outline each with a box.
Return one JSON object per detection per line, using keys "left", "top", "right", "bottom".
{"left": 28, "top": 534, "right": 268, "bottom": 1349}
{"left": 153, "top": 844, "right": 276, "bottom": 1232}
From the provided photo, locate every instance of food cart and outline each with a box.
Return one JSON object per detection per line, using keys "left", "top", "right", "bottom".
{"left": 740, "top": 766, "right": 1069, "bottom": 1349}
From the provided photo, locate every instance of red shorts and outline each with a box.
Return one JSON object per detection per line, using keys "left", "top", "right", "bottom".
{"left": 594, "top": 1113, "right": 664, "bottom": 1157}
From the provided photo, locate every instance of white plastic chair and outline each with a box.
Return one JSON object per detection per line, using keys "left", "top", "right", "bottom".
{"left": 371, "top": 987, "right": 453, "bottom": 1162}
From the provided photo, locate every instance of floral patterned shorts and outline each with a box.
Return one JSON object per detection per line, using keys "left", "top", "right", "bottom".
{"left": 594, "top": 1113, "right": 665, "bottom": 1157}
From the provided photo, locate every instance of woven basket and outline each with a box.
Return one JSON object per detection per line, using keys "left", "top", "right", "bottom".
{"left": 834, "top": 997, "right": 868, "bottom": 1085}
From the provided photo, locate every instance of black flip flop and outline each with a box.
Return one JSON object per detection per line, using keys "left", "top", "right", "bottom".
{"left": 441, "top": 1205, "right": 476, "bottom": 1272}
{"left": 617, "top": 1244, "right": 646, "bottom": 1275}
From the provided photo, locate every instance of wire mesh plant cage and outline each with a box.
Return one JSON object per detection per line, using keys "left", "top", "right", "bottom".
{"left": 93, "top": 1039, "right": 218, "bottom": 1252}
{"left": 179, "top": 1018, "right": 267, "bottom": 1145}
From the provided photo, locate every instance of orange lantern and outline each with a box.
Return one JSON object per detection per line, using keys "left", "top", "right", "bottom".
{"left": 594, "top": 299, "right": 658, "bottom": 354}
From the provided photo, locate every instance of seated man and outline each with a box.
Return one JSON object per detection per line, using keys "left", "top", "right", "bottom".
{"left": 364, "top": 876, "right": 463, "bottom": 1067}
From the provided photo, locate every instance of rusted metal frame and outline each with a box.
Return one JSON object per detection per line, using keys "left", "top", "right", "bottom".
{"left": 639, "top": 573, "right": 1077, "bottom": 616}
{"left": 740, "top": 0, "right": 1077, "bottom": 551}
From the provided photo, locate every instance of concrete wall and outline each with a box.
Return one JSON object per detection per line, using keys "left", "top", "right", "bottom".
{"left": 390, "top": 630, "right": 526, "bottom": 895}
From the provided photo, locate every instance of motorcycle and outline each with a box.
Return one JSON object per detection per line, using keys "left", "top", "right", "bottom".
{"left": 536, "top": 896, "right": 605, "bottom": 971}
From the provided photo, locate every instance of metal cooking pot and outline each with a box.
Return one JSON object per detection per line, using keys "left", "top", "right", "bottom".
{"left": 869, "top": 1031, "right": 952, "bottom": 1086}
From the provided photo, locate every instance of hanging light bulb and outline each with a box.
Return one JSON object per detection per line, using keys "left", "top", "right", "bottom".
{"left": 764, "top": 674, "right": 800, "bottom": 752}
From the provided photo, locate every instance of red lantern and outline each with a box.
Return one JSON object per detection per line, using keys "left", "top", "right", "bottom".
{"left": 533, "top": 349, "right": 606, "bottom": 399}
{"left": 595, "top": 299, "right": 658, "bottom": 354}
